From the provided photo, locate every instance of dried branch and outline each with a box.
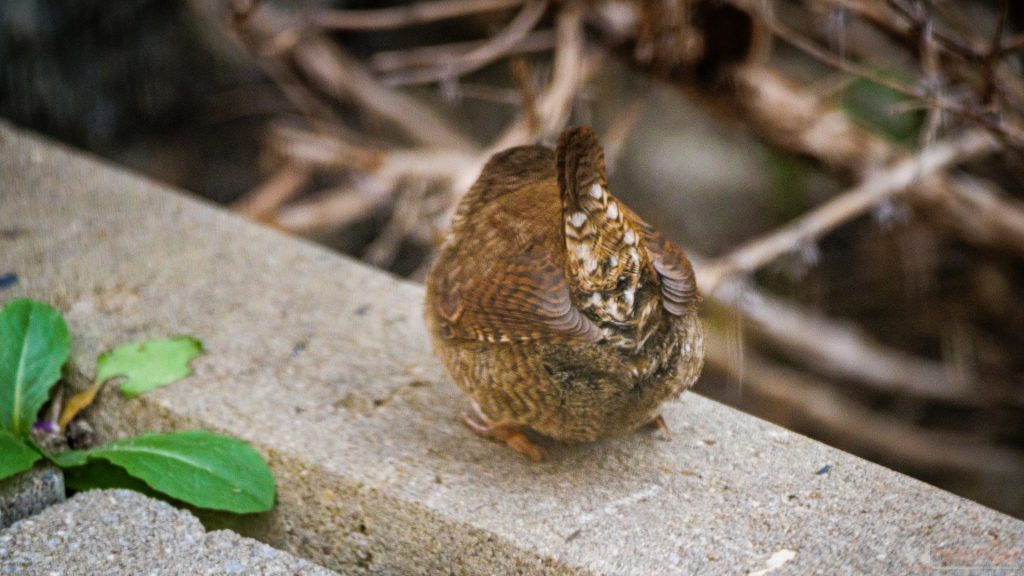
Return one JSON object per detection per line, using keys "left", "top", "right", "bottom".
{"left": 699, "top": 129, "right": 999, "bottom": 290}
{"left": 382, "top": 0, "right": 549, "bottom": 87}
{"left": 705, "top": 276, "right": 979, "bottom": 404}
{"left": 490, "top": 1, "right": 591, "bottom": 150}
{"left": 763, "top": 5, "right": 1024, "bottom": 146}
{"left": 365, "top": 182, "right": 430, "bottom": 266}
{"left": 295, "top": 39, "right": 475, "bottom": 149}
{"left": 443, "top": 83, "right": 531, "bottom": 105}
{"left": 907, "top": 172, "right": 1024, "bottom": 254}
{"left": 700, "top": 65, "right": 1024, "bottom": 259}
{"left": 980, "top": 0, "right": 1010, "bottom": 104}
{"left": 234, "top": 1, "right": 594, "bottom": 247}
{"left": 509, "top": 57, "right": 540, "bottom": 135}
{"left": 452, "top": 1, "right": 594, "bottom": 197}
{"left": 266, "top": 123, "right": 478, "bottom": 235}
{"left": 601, "top": 95, "right": 648, "bottom": 173}
{"left": 315, "top": 0, "right": 525, "bottom": 30}
{"left": 234, "top": 2, "right": 475, "bottom": 150}
{"left": 231, "top": 163, "right": 312, "bottom": 220}
{"left": 883, "top": 0, "right": 983, "bottom": 61}
{"left": 370, "top": 29, "right": 555, "bottom": 74}
{"left": 272, "top": 180, "right": 392, "bottom": 234}
{"left": 816, "top": 0, "right": 917, "bottom": 55}
{"left": 267, "top": 123, "right": 475, "bottom": 180}
{"left": 248, "top": 56, "right": 342, "bottom": 126}
{"left": 998, "top": 33, "right": 1024, "bottom": 57}
{"left": 894, "top": 0, "right": 938, "bottom": 149}
{"left": 714, "top": 66, "right": 894, "bottom": 169}
{"left": 704, "top": 330, "right": 1024, "bottom": 476}
{"left": 767, "top": 6, "right": 919, "bottom": 97}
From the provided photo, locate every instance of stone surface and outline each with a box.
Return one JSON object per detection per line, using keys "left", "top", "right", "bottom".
{"left": 2, "top": 121, "right": 1023, "bottom": 575}
{"left": 0, "top": 489, "right": 337, "bottom": 575}
{"left": 0, "top": 466, "right": 64, "bottom": 530}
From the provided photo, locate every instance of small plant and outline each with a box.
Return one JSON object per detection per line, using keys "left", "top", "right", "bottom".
{"left": 0, "top": 298, "right": 275, "bottom": 514}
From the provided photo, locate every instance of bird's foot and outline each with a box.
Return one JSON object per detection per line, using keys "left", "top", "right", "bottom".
{"left": 644, "top": 414, "right": 671, "bottom": 437}
{"left": 462, "top": 405, "right": 547, "bottom": 462}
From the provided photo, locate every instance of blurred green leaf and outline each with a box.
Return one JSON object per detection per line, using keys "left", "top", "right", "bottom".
{"left": 766, "top": 151, "right": 811, "bottom": 221}
{"left": 54, "top": 430, "right": 275, "bottom": 513}
{"left": 842, "top": 74, "right": 925, "bottom": 143}
{"left": 96, "top": 336, "right": 202, "bottom": 398}
{"left": 0, "top": 299, "right": 69, "bottom": 437}
{"left": 0, "top": 429, "right": 41, "bottom": 479}
{"left": 62, "top": 459, "right": 159, "bottom": 497}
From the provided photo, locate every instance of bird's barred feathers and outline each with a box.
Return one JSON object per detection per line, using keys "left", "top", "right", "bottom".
{"left": 557, "top": 127, "right": 654, "bottom": 338}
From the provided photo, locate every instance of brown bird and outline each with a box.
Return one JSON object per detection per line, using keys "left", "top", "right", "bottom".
{"left": 425, "top": 126, "right": 705, "bottom": 460}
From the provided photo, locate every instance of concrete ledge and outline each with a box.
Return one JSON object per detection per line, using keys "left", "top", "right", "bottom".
{"left": 0, "top": 489, "right": 336, "bottom": 575}
{"left": 2, "top": 122, "right": 1023, "bottom": 574}
{"left": 0, "top": 466, "right": 63, "bottom": 530}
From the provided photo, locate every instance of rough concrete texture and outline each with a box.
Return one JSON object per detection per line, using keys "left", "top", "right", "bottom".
{"left": 2, "top": 121, "right": 1022, "bottom": 575}
{"left": 0, "top": 466, "right": 64, "bottom": 529}
{"left": 0, "top": 489, "right": 337, "bottom": 575}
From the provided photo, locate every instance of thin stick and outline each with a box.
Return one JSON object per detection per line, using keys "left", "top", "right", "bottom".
{"left": 491, "top": 1, "right": 590, "bottom": 151}
{"left": 998, "top": 34, "right": 1024, "bottom": 57}
{"left": 449, "top": 1, "right": 593, "bottom": 198}
{"left": 602, "top": 96, "right": 648, "bottom": 173}
{"left": 370, "top": 29, "right": 555, "bottom": 73}
{"left": 696, "top": 65, "right": 1024, "bottom": 259}
{"left": 296, "top": 39, "right": 475, "bottom": 149}
{"left": 382, "top": 0, "right": 548, "bottom": 86}
{"left": 980, "top": 0, "right": 1009, "bottom": 104}
{"left": 243, "top": 46, "right": 342, "bottom": 126}
{"left": 766, "top": 7, "right": 1024, "bottom": 145}
{"left": 268, "top": 124, "right": 476, "bottom": 182}
{"left": 704, "top": 331, "right": 1024, "bottom": 476}
{"left": 315, "top": 0, "right": 524, "bottom": 30}
{"left": 364, "top": 182, "right": 430, "bottom": 267}
{"left": 509, "top": 57, "right": 540, "bottom": 135}
{"left": 766, "top": 4, "right": 926, "bottom": 99}
{"left": 699, "top": 129, "right": 998, "bottom": 290}
{"left": 231, "top": 164, "right": 312, "bottom": 220}
{"left": 234, "top": 2, "right": 475, "bottom": 150}
{"left": 705, "top": 276, "right": 984, "bottom": 404}
{"left": 445, "top": 83, "right": 529, "bottom": 105}
{"left": 273, "top": 180, "right": 392, "bottom": 234}
{"left": 884, "top": 0, "right": 981, "bottom": 60}
{"left": 909, "top": 172, "right": 1024, "bottom": 258}
{"left": 916, "top": 3, "right": 943, "bottom": 147}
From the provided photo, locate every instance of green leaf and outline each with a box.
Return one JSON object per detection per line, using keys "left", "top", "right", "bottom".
{"left": 63, "top": 459, "right": 159, "bottom": 497}
{"left": 766, "top": 151, "right": 811, "bottom": 221}
{"left": 0, "top": 429, "right": 42, "bottom": 479}
{"left": 96, "top": 337, "right": 202, "bottom": 398}
{"left": 0, "top": 299, "right": 70, "bottom": 437}
{"left": 53, "top": 431, "right": 275, "bottom": 513}
{"left": 842, "top": 74, "right": 924, "bottom": 144}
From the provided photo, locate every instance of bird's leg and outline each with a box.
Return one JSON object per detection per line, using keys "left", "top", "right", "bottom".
{"left": 462, "top": 403, "right": 547, "bottom": 462}
{"left": 644, "top": 414, "right": 671, "bottom": 437}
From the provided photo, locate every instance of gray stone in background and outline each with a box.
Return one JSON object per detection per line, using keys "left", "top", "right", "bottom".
{"left": 2, "top": 121, "right": 1023, "bottom": 575}
{"left": 0, "top": 489, "right": 337, "bottom": 576}
{"left": 0, "top": 466, "right": 64, "bottom": 530}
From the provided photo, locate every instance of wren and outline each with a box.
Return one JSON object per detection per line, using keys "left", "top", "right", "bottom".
{"left": 425, "top": 126, "right": 705, "bottom": 460}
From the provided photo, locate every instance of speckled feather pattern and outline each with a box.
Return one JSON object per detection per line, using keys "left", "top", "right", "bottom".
{"left": 425, "top": 126, "right": 705, "bottom": 443}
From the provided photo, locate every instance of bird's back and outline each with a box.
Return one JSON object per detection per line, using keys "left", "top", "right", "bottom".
{"left": 424, "top": 127, "right": 705, "bottom": 446}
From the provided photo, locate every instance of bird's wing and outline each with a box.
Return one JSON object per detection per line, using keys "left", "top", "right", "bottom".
{"left": 430, "top": 144, "right": 602, "bottom": 344}
{"left": 452, "top": 145, "right": 556, "bottom": 224}
{"left": 624, "top": 209, "right": 701, "bottom": 316}
{"left": 431, "top": 243, "right": 603, "bottom": 344}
